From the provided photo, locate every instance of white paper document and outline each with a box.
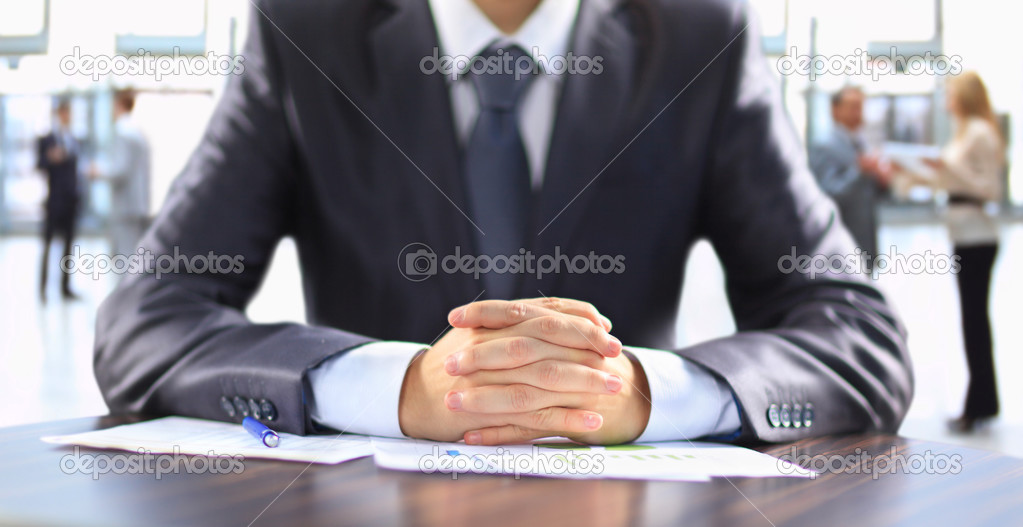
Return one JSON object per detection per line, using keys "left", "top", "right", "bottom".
{"left": 371, "top": 438, "right": 815, "bottom": 481}
{"left": 43, "top": 417, "right": 815, "bottom": 479}
{"left": 42, "top": 416, "right": 375, "bottom": 464}
{"left": 882, "top": 141, "right": 942, "bottom": 176}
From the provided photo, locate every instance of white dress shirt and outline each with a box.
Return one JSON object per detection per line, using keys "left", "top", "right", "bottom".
{"left": 308, "top": 0, "right": 741, "bottom": 442}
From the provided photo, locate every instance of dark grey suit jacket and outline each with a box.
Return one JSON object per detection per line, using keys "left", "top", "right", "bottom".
{"left": 37, "top": 132, "right": 80, "bottom": 224}
{"left": 94, "top": 0, "right": 913, "bottom": 443}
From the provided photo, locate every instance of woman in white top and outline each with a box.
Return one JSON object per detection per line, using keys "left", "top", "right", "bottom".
{"left": 897, "top": 71, "right": 1005, "bottom": 432}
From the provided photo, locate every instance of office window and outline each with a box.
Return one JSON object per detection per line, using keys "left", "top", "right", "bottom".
{"left": 749, "top": 0, "right": 787, "bottom": 39}
{"left": 813, "top": 0, "right": 937, "bottom": 56}
{"left": 1, "top": 95, "right": 55, "bottom": 224}
{"left": 0, "top": 0, "right": 46, "bottom": 36}
{"left": 128, "top": 92, "right": 216, "bottom": 213}
{"left": 857, "top": 0, "right": 936, "bottom": 42}
{"left": 111, "top": 0, "right": 205, "bottom": 37}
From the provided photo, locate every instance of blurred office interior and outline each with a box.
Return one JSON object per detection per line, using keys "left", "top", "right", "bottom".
{"left": 1, "top": 0, "right": 1021, "bottom": 456}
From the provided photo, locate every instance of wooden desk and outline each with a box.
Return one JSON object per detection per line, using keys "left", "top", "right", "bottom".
{"left": 2, "top": 416, "right": 1022, "bottom": 527}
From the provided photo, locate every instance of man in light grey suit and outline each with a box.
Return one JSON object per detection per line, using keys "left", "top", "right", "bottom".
{"left": 92, "top": 89, "right": 150, "bottom": 260}
{"left": 810, "top": 87, "right": 892, "bottom": 268}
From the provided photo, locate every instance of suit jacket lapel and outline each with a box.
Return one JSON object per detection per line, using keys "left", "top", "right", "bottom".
{"left": 522, "top": 0, "right": 638, "bottom": 296}
{"left": 368, "top": 0, "right": 480, "bottom": 304}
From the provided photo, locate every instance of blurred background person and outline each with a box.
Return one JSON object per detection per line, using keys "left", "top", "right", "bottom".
{"left": 90, "top": 89, "right": 151, "bottom": 264}
{"left": 810, "top": 86, "right": 893, "bottom": 271}
{"left": 36, "top": 99, "right": 81, "bottom": 303}
{"left": 895, "top": 71, "right": 1005, "bottom": 433}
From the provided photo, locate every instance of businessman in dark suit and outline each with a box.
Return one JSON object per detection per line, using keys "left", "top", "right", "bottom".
{"left": 38, "top": 99, "right": 81, "bottom": 302}
{"left": 95, "top": 0, "right": 913, "bottom": 445}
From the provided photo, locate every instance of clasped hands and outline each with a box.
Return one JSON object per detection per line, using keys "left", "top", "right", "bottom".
{"left": 399, "top": 298, "right": 651, "bottom": 445}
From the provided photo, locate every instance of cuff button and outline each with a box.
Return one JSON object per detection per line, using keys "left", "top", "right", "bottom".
{"left": 232, "top": 396, "right": 250, "bottom": 418}
{"left": 220, "top": 396, "right": 236, "bottom": 418}
{"left": 767, "top": 404, "right": 781, "bottom": 428}
{"left": 248, "top": 398, "right": 262, "bottom": 420}
{"left": 803, "top": 403, "right": 814, "bottom": 428}
{"left": 259, "top": 399, "right": 278, "bottom": 421}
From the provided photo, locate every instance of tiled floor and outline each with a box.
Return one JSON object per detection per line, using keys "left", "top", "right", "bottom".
{"left": 1, "top": 220, "right": 1020, "bottom": 457}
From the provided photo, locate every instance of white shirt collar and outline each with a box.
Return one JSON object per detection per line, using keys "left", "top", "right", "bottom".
{"left": 427, "top": 0, "right": 580, "bottom": 74}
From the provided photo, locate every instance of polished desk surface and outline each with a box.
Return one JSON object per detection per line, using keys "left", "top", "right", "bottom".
{"left": 2, "top": 416, "right": 1023, "bottom": 527}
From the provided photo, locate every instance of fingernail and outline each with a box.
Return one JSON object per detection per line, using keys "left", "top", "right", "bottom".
{"left": 584, "top": 413, "right": 603, "bottom": 430}
{"left": 445, "top": 391, "right": 463, "bottom": 411}
{"left": 600, "top": 315, "right": 613, "bottom": 331}
{"left": 465, "top": 432, "right": 481, "bottom": 445}
{"left": 605, "top": 374, "right": 623, "bottom": 393}
{"left": 606, "top": 335, "right": 622, "bottom": 355}
{"left": 450, "top": 307, "right": 465, "bottom": 324}
{"left": 445, "top": 353, "right": 460, "bottom": 374}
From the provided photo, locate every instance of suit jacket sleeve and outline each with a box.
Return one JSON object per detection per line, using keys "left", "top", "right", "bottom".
{"left": 679, "top": 4, "right": 913, "bottom": 442}
{"left": 93, "top": 2, "right": 374, "bottom": 435}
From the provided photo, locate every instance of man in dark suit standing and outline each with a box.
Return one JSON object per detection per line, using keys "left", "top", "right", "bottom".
{"left": 37, "top": 99, "right": 81, "bottom": 302}
{"left": 95, "top": 0, "right": 913, "bottom": 446}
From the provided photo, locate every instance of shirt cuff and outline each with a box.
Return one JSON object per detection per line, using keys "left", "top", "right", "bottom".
{"left": 629, "top": 346, "right": 741, "bottom": 442}
{"left": 307, "top": 341, "right": 426, "bottom": 438}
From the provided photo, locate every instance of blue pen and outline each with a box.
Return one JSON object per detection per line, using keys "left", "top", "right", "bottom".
{"left": 243, "top": 417, "right": 281, "bottom": 448}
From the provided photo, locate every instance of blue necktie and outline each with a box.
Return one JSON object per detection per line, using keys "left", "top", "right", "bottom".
{"left": 463, "top": 45, "right": 536, "bottom": 299}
